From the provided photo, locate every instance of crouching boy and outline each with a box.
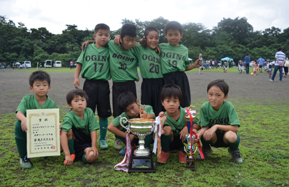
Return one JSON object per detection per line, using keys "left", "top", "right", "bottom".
{"left": 61, "top": 89, "right": 99, "bottom": 165}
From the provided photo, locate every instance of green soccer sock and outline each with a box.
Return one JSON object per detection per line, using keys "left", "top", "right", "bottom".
{"left": 228, "top": 135, "right": 240, "bottom": 150}
{"left": 144, "top": 133, "right": 154, "bottom": 148}
{"left": 81, "top": 154, "right": 88, "bottom": 163}
{"left": 99, "top": 118, "right": 108, "bottom": 140}
{"left": 15, "top": 120, "right": 27, "bottom": 158}
{"left": 200, "top": 136, "right": 212, "bottom": 149}
{"left": 68, "top": 139, "right": 75, "bottom": 154}
{"left": 161, "top": 135, "right": 172, "bottom": 152}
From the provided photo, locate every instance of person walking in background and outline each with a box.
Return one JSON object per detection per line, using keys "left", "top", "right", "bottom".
{"left": 257, "top": 57, "right": 265, "bottom": 73}
{"left": 244, "top": 54, "right": 250, "bottom": 74}
{"left": 283, "top": 59, "right": 289, "bottom": 78}
{"left": 270, "top": 48, "right": 286, "bottom": 82}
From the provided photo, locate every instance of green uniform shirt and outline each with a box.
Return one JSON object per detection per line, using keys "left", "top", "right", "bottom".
{"left": 159, "top": 43, "right": 191, "bottom": 74}
{"left": 108, "top": 40, "right": 139, "bottom": 82}
{"left": 61, "top": 108, "right": 99, "bottom": 136}
{"left": 76, "top": 43, "right": 110, "bottom": 81}
{"left": 133, "top": 44, "right": 163, "bottom": 79}
{"left": 200, "top": 101, "right": 240, "bottom": 133}
{"left": 16, "top": 95, "right": 57, "bottom": 116}
{"left": 112, "top": 105, "right": 154, "bottom": 127}
{"left": 165, "top": 107, "right": 199, "bottom": 134}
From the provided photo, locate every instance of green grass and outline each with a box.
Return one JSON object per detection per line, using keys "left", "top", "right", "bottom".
{"left": 1, "top": 99, "right": 288, "bottom": 186}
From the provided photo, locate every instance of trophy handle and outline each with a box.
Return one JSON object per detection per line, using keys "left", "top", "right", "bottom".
{"left": 119, "top": 117, "right": 130, "bottom": 133}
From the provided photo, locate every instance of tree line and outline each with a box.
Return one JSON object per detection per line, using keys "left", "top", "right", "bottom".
{"left": 1, "top": 16, "right": 288, "bottom": 67}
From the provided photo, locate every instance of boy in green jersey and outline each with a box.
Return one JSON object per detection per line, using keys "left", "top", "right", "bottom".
{"left": 61, "top": 89, "right": 99, "bottom": 165}
{"left": 159, "top": 21, "right": 201, "bottom": 108}
{"left": 74, "top": 23, "right": 111, "bottom": 150}
{"left": 196, "top": 79, "right": 243, "bottom": 163}
{"left": 107, "top": 92, "right": 155, "bottom": 155}
{"left": 157, "top": 84, "right": 200, "bottom": 164}
{"left": 15, "top": 71, "right": 57, "bottom": 169}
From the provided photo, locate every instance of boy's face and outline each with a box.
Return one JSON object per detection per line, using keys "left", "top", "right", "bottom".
{"left": 124, "top": 100, "right": 140, "bottom": 118}
{"left": 146, "top": 30, "right": 159, "bottom": 50}
{"left": 68, "top": 95, "right": 87, "bottom": 114}
{"left": 161, "top": 97, "right": 180, "bottom": 115}
{"left": 165, "top": 29, "right": 183, "bottom": 47}
{"left": 207, "top": 86, "right": 228, "bottom": 111}
{"left": 29, "top": 80, "right": 50, "bottom": 97}
{"left": 120, "top": 35, "right": 136, "bottom": 50}
{"left": 93, "top": 29, "right": 110, "bottom": 48}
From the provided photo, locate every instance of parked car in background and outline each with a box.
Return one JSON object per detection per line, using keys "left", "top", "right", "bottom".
{"left": 44, "top": 60, "right": 52, "bottom": 68}
{"left": 53, "top": 60, "right": 62, "bottom": 68}
{"left": 22, "top": 61, "right": 31, "bottom": 68}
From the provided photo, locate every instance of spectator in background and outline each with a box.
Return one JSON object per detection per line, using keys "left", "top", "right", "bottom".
{"left": 270, "top": 48, "right": 286, "bottom": 82}
{"left": 244, "top": 54, "right": 250, "bottom": 74}
{"left": 257, "top": 57, "right": 265, "bottom": 73}
{"left": 283, "top": 59, "right": 289, "bottom": 78}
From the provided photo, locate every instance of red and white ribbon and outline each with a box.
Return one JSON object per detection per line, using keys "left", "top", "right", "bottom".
{"left": 114, "top": 133, "right": 132, "bottom": 172}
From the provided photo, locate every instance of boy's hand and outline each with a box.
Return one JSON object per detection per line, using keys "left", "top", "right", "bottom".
{"left": 59, "top": 123, "right": 62, "bottom": 132}
{"left": 139, "top": 105, "right": 148, "bottom": 119}
{"left": 74, "top": 78, "right": 80, "bottom": 89}
{"left": 155, "top": 46, "right": 161, "bottom": 55}
{"left": 21, "top": 118, "right": 27, "bottom": 132}
{"left": 203, "top": 126, "right": 217, "bottom": 140}
{"left": 114, "top": 35, "right": 121, "bottom": 46}
{"left": 158, "top": 112, "right": 167, "bottom": 124}
{"left": 81, "top": 41, "right": 93, "bottom": 51}
{"left": 129, "top": 134, "right": 136, "bottom": 141}
{"left": 64, "top": 154, "right": 73, "bottom": 166}
{"left": 180, "top": 126, "right": 188, "bottom": 142}
{"left": 91, "top": 147, "right": 99, "bottom": 158}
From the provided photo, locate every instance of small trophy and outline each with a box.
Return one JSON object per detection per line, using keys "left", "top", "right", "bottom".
{"left": 199, "top": 53, "right": 203, "bottom": 60}
{"left": 120, "top": 117, "right": 156, "bottom": 173}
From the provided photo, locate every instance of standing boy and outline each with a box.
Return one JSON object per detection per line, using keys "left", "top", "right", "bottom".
{"left": 159, "top": 21, "right": 201, "bottom": 108}
{"left": 196, "top": 79, "right": 243, "bottom": 163}
{"left": 61, "top": 89, "right": 99, "bottom": 165}
{"left": 107, "top": 92, "right": 155, "bottom": 155}
{"left": 74, "top": 23, "right": 111, "bottom": 150}
{"left": 15, "top": 71, "right": 57, "bottom": 169}
{"left": 244, "top": 54, "right": 250, "bottom": 74}
{"left": 270, "top": 47, "right": 286, "bottom": 82}
{"left": 158, "top": 84, "right": 200, "bottom": 164}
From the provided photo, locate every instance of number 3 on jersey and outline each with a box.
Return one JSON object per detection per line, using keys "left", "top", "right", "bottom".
{"left": 94, "top": 63, "right": 104, "bottom": 72}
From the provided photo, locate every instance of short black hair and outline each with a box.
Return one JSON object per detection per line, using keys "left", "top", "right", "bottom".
{"left": 140, "top": 27, "right": 159, "bottom": 48}
{"left": 120, "top": 23, "right": 137, "bottom": 39}
{"left": 164, "top": 21, "right": 183, "bottom": 34}
{"left": 94, "top": 23, "right": 110, "bottom": 34}
{"left": 29, "top": 70, "right": 51, "bottom": 87}
{"left": 66, "top": 89, "right": 88, "bottom": 105}
{"left": 278, "top": 47, "right": 282, "bottom": 51}
{"left": 160, "top": 84, "right": 182, "bottom": 102}
{"left": 207, "top": 79, "right": 229, "bottom": 96}
{"left": 117, "top": 91, "right": 137, "bottom": 112}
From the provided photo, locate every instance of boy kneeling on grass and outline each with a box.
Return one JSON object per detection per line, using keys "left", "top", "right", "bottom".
{"left": 61, "top": 89, "right": 99, "bottom": 165}
{"left": 107, "top": 91, "right": 155, "bottom": 155}
{"left": 196, "top": 79, "right": 243, "bottom": 163}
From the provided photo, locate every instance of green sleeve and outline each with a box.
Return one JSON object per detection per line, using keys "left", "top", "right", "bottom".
{"left": 144, "top": 105, "right": 155, "bottom": 115}
{"left": 112, "top": 112, "right": 130, "bottom": 127}
{"left": 228, "top": 105, "right": 240, "bottom": 127}
{"left": 76, "top": 49, "right": 85, "bottom": 64}
{"left": 16, "top": 96, "right": 27, "bottom": 114}
{"left": 88, "top": 109, "right": 99, "bottom": 132}
{"left": 200, "top": 103, "right": 209, "bottom": 127}
{"left": 61, "top": 115, "right": 73, "bottom": 132}
{"left": 184, "top": 51, "right": 190, "bottom": 67}
{"left": 193, "top": 116, "right": 200, "bottom": 125}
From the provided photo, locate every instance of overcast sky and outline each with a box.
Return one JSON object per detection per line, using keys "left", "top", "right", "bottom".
{"left": 1, "top": 0, "right": 289, "bottom": 34}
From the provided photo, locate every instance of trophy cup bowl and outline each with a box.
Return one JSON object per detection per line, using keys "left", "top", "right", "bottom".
{"left": 120, "top": 117, "right": 155, "bottom": 157}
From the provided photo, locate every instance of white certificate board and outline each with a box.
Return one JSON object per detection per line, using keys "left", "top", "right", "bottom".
{"left": 27, "top": 108, "right": 60, "bottom": 158}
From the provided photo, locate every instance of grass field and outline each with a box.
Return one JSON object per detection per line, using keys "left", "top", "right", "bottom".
{"left": 1, "top": 98, "right": 288, "bottom": 187}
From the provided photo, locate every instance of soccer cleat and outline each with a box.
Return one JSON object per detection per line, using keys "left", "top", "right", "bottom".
{"left": 157, "top": 151, "right": 170, "bottom": 163}
{"left": 228, "top": 148, "right": 243, "bottom": 163}
{"left": 19, "top": 157, "right": 33, "bottom": 169}
{"left": 119, "top": 147, "right": 126, "bottom": 155}
{"left": 114, "top": 138, "right": 123, "bottom": 150}
{"left": 178, "top": 151, "right": 187, "bottom": 163}
{"left": 99, "top": 139, "right": 108, "bottom": 150}
{"left": 64, "top": 154, "right": 75, "bottom": 165}
{"left": 197, "top": 147, "right": 212, "bottom": 160}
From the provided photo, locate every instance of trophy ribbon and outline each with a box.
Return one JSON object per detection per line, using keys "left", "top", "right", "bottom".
{"left": 185, "top": 108, "right": 204, "bottom": 159}
{"left": 114, "top": 132, "right": 132, "bottom": 172}
{"left": 152, "top": 116, "right": 163, "bottom": 157}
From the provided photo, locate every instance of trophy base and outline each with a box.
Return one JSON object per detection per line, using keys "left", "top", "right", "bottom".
{"left": 186, "top": 156, "right": 196, "bottom": 171}
{"left": 128, "top": 153, "right": 156, "bottom": 173}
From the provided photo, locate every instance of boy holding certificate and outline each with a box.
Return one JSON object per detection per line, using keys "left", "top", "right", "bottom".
{"left": 61, "top": 89, "right": 99, "bottom": 165}
{"left": 15, "top": 71, "right": 57, "bottom": 169}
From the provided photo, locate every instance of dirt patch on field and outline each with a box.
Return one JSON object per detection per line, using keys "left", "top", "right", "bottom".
{"left": 0, "top": 68, "right": 288, "bottom": 115}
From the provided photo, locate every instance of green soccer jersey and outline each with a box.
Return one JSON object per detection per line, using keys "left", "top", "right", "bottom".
{"left": 165, "top": 107, "right": 199, "bottom": 134}
{"left": 16, "top": 95, "right": 57, "bottom": 116}
{"left": 159, "top": 43, "right": 191, "bottom": 74}
{"left": 133, "top": 44, "right": 163, "bottom": 79}
{"left": 108, "top": 40, "right": 139, "bottom": 82}
{"left": 112, "top": 105, "right": 154, "bottom": 127}
{"left": 61, "top": 107, "right": 99, "bottom": 136}
{"left": 76, "top": 43, "right": 110, "bottom": 81}
{"left": 200, "top": 101, "right": 240, "bottom": 133}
